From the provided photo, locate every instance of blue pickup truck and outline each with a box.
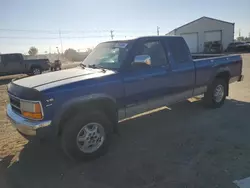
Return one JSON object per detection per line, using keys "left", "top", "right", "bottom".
{"left": 6, "top": 36, "right": 243, "bottom": 160}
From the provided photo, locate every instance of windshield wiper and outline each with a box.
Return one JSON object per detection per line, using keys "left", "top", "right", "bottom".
{"left": 80, "top": 64, "right": 86, "bottom": 69}
{"left": 88, "top": 64, "right": 97, "bottom": 69}
{"left": 88, "top": 64, "right": 106, "bottom": 73}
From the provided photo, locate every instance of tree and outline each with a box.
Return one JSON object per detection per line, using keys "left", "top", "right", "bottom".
{"left": 64, "top": 48, "right": 80, "bottom": 61}
{"left": 236, "top": 36, "right": 250, "bottom": 42}
{"left": 28, "top": 47, "right": 38, "bottom": 56}
{"left": 86, "top": 48, "right": 93, "bottom": 54}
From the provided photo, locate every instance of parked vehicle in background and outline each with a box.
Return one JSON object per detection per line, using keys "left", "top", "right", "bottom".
{"left": 50, "top": 60, "right": 62, "bottom": 71}
{"left": 0, "top": 53, "right": 50, "bottom": 76}
{"left": 204, "top": 41, "right": 223, "bottom": 54}
{"left": 6, "top": 36, "right": 243, "bottom": 161}
{"left": 225, "top": 42, "right": 250, "bottom": 53}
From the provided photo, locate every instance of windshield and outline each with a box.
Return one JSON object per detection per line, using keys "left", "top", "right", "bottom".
{"left": 81, "top": 42, "right": 130, "bottom": 69}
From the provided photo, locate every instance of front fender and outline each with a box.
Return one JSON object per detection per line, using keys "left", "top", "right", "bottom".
{"left": 51, "top": 93, "right": 117, "bottom": 134}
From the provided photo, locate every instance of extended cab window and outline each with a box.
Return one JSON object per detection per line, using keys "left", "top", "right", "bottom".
{"left": 167, "top": 38, "right": 192, "bottom": 64}
{"left": 136, "top": 41, "right": 168, "bottom": 67}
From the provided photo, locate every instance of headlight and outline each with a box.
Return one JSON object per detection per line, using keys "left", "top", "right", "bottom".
{"left": 20, "top": 100, "right": 43, "bottom": 120}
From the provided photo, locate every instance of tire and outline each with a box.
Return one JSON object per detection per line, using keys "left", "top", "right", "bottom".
{"left": 61, "top": 111, "right": 113, "bottom": 161}
{"left": 203, "top": 78, "right": 227, "bottom": 108}
{"left": 31, "top": 67, "right": 42, "bottom": 75}
{"left": 55, "top": 66, "right": 61, "bottom": 71}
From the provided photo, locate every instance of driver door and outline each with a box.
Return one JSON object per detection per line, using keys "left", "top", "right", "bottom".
{"left": 122, "top": 39, "right": 171, "bottom": 117}
{"left": 4, "top": 54, "right": 23, "bottom": 74}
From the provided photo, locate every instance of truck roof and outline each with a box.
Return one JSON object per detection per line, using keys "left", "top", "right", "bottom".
{"left": 136, "top": 35, "right": 183, "bottom": 40}
{"left": 103, "top": 36, "right": 183, "bottom": 43}
{"left": 0, "top": 53, "right": 22, "bottom": 56}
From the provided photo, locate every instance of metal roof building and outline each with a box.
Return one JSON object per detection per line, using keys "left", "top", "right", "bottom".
{"left": 166, "top": 16, "right": 234, "bottom": 53}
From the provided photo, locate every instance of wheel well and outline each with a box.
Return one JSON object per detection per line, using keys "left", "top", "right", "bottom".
{"left": 30, "top": 65, "right": 41, "bottom": 70}
{"left": 57, "top": 99, "right": 117, "bottom": 136}
{"left": 215, "top": 71, "right": 230, "bottom": 95}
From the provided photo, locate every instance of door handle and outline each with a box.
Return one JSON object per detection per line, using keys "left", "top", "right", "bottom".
{"left": 137, "top": 77, "right": 145, "bottom": 81}
{"left": 161, "top": 65, "right": 170, "bottom": 71}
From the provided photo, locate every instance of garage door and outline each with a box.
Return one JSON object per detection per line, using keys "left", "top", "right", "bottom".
{"left": 180, "top": 33, "right": 198, "bottom": 53}
{"left": 204, "top": 31, "right": 222, "bottom": 42}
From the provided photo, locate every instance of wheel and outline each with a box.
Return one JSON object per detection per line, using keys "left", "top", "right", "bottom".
{"left": 55, "top": 66, "right": 61, "bottom": 71}
{"left": 32, "top": 67, "right": 42, "bottom": 75}
{"left": 61, "top": 111, "right": 113, "bottom": 161}
{"left": 203, "top": 78, "right": 227, "bottom": 108}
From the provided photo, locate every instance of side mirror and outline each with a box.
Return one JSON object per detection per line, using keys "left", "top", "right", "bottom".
{"left": 132, "top": 55, "right": 151, "bottom": 67}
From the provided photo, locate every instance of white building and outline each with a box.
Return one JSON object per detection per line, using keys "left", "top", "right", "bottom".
{"left": 166, "top": 16, "right": 234, "bottom": 53}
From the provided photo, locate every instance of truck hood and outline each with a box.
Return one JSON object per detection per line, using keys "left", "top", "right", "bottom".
{"left": 13, "top": 67, "right": 116, "bottom": 91}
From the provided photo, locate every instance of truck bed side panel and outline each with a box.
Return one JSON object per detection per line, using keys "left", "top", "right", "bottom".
{"left": 194, "top": 55, "right": 242, "bottom": 88}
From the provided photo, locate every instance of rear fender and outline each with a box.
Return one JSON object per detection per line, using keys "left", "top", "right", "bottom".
{"left": 209, "top": 67, "right": 231, "bottom": 95}
{"left": 209, "top": 66, "right": 231, "bottom": 83}
{"left": 30, "top": 63, "right": 42, "bottom": 70}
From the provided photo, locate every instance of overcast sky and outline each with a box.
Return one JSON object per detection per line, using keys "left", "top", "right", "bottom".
{"left": 0, "top": 0, "right": 250, "bottom": 53}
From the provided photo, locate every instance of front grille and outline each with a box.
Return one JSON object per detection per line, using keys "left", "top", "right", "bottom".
{"left": 9, "top": 94, "right": 21, "bottom": 114}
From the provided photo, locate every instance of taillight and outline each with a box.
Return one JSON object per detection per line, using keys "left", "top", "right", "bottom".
{"left": 238, "top": 58, "right": 243, "bottom": 74}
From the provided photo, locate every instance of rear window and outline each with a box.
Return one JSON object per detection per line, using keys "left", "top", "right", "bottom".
{"left": 4, "top": 54, "right": 20, "bottom": 62}
{"left": 166, "top": 38, "right": 192, "bottom": 63}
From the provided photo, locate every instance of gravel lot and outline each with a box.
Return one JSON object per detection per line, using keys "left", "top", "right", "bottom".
{"left": 0, "top": 55, "right": 249, "bottom": 188}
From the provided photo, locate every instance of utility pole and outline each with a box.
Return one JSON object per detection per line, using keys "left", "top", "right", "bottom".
{"left": 56, "top": 47, "right": 60, "bottom": 60}
{"left": 110, "top": 30, "right": 114, "bottom": 40}
{"left": 48, "top": 46, "right": 51, "bottom": 60}
{"left": 59, "top": 30, "right": 63, "bottom": 54}
{"left": 157, "top": 26, "right": 160, "bottom": 36}
{"left": 239, "top": 29, "right": 241, "bottom": 37}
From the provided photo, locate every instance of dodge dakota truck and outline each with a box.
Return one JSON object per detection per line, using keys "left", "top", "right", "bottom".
{"left": 0, "top": 53, "right": 50, "bottom": 76}
{"left": 6, "top": 36, "right": 243, "bottom": 160}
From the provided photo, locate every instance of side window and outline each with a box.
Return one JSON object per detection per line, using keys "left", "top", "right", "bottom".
{"left": 3, "top": 55, "right": 11, "bottom": 63}
{"left": 167, "top": 38, "right": 192, "bottom": 64}
{"left": 2, "top": 55, "right": 9, "bottom": 63}
{"left": 3, "top": 54, "right": 20, "bottom": 63}
{"left": 0, "top": 56, "right": 1, "bottom": 64}
{"left": 138, "top": 41, "right": 168, "bottom": 67}
{"left": 9, "top": 54, "right": 20, "bottom": 62}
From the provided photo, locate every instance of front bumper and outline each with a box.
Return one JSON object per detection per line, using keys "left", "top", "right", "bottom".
{"left": 6, "top": 104, "right": 51, "bottom": 136}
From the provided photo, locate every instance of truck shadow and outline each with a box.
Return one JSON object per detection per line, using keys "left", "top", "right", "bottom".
{"left": 2, "top": 99, "right": 250, "bottom": 188}
{"left": 0, "top": 75, "right": 26, "bottom": 86}
{"left": 0, "top": 78, "right": 13, "bottom": 86}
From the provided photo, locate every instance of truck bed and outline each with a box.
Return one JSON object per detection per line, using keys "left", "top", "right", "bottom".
{"left": 194, "top": 54, "right": 242, "bottom": 87}
{"left": 192, "top": 53, "right": 226, "bottom": 59}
